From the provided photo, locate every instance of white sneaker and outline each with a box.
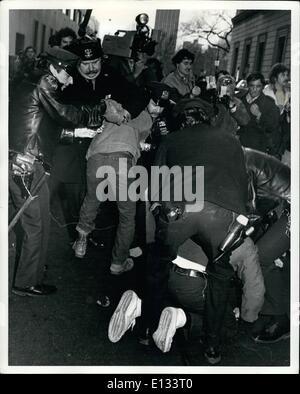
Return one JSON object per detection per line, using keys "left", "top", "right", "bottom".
{"left": 152, "top": 307, "right": 187, "bottom": 353}
{"left": 110, "top": 258, "right": 134, "bottom": 275}
{"left": 72, "top": 233, "right": 87, "bottom": 258}
{"left": 108, "top": 290, "right": 142, "bottom": 343}
{"left": 129, "top": 247, "right": 143, "bottom": 258}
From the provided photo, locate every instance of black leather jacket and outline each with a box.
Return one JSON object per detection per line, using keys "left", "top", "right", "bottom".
{"left": 243, "top": 148, "right": 290, "bottom": 214}
{"left": 9, "top": 73, "right": 106, "bottom": 163}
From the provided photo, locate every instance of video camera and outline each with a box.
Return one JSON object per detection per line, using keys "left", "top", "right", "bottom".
{"left": 102, "top": 13, "right": 157, "bottom": 60}
{"left": 214, "top": 75, "right": 236, "bottom": 109}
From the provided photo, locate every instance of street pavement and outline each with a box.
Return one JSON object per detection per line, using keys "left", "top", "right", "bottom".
{"left": 8, "top": 202, "right": 290, "bottom": 368}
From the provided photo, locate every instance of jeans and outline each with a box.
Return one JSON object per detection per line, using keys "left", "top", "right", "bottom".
{"left": 230, "top": 237, "right": 265, "bottom": 322}
{"left": 9, "top": 162, "right": 50, "bottom": 288}
{"left": 77, "top": 152, "right": 136, "bottom": 266}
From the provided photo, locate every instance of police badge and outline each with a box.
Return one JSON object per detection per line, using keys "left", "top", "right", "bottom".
{"left": 84, "top": 48, "right": 93, "bottom": 59}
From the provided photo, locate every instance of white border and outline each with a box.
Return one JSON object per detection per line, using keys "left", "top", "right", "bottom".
{"left": 0, "top": 0, "right": 299, "bottom": 375}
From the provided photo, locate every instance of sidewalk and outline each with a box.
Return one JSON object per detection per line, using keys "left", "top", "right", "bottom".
{"left": 8, "top": 207, "right": 290, "bottom": 367}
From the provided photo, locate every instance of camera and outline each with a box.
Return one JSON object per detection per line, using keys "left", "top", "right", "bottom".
{"left": 102, "top": 13, "right": 157, "bottom": 60}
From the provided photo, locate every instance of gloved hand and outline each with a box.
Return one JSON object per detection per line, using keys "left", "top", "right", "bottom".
{"left": 140, "top": 142, "right": 152, "bottom": 151}
{"left": 74, "top": 128, "right": 98, "bottom": 138}
{"left": 147, "top": 98, "right": 163, "bottom": 118}
{"left": 10, "top": 152, "right": 35, "bottom": 176}
{"left": 250, "top": 103, "right": 262, "bottom": 120}
{"left": 103, "top": 99, "right": 131, "bottom": 125}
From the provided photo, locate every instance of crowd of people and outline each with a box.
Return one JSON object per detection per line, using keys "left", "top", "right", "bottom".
{"left": 9, "top": 26, "right": 291, "bottom": 365}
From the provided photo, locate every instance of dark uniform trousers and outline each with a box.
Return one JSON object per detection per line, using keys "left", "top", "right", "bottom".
{"left": 256, "top": 212, "right": 290, "bottom": 316}
{"left": 9, "top": 162, "right": 50, "bottom": 288}
{"left": 144, "top": 201, "right": 236, "bottom": 349}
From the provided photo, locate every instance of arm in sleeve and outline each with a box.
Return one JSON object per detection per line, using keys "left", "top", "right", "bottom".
{"left": 243, "top": 147, "right": 290, "bottom": 202}
{"left": 231, "top": 97, "right": 250, "bottom": 126}
{"left": 130, "top": 109, "right": 153, "bottom": 141}
{"left": 37, "top": 75, "right": 106, "bottom": 128}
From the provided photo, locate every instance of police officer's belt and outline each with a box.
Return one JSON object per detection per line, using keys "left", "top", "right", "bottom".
{"left": 172, "top": 265, "right": 207, "bottom": 279}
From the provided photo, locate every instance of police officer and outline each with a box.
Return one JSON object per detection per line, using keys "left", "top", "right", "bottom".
{"left": 9, "top": 47, "right": 109, "bottom": 296}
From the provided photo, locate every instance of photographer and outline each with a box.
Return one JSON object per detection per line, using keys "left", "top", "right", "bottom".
{"left": 215, "top": 74, "right": 250, "bottom": 133}
{"left": 139, "top": 82, "right": 179, "bottom": 170}
{"left": 163, "top": 49, "right": 196, "bottom": 98}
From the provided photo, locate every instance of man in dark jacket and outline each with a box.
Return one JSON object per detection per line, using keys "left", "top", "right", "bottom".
{"left": 108, "top": 98, "right": 249, "bottom": 364}
{"left": 51, "top": 38, "right": 149, "bottom": 241}
{"left": 9, "top": 47, "right": 114, "bottom": 297}
{"left": 243, "top": 148, "right": 290, "bottom": 344}
{"left": 238, "top": 73, "right": 281, "bottom": 157}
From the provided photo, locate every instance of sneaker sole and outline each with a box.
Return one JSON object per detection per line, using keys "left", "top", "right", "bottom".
{"left": 129, "top": 247, "right": 143, "bottom": 258}
{"left": 152, "top": 308, "right": 180, "bottom": 353}
{"left": 12, "top": 289, "right": 31, "bottom": 297}
{"left": 108, "top": 290, "right": 141, "bottom": 343}
{"left": 254, "top": 332, "right": 290, "bottom": 344}
{"left": 204, "top": 353, "right": 222, "bottom": 365}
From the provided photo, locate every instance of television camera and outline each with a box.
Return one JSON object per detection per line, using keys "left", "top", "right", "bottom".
{"left": 102, "top": 13, "right": 157, "bottom": 60}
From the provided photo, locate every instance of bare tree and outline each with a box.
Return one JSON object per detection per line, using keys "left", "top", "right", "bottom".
{"left": 179, "top": 11, "right": 233, "bottom": 53}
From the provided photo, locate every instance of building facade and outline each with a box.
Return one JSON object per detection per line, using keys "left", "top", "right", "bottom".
{"left": 152, "top": 9, "right": 180, "bottom": 75}
{"left": 9, "top": 9, "right": 86, "bottom": 56}
{"left": 228, "top": 10, "right": 291, "bottom": 81}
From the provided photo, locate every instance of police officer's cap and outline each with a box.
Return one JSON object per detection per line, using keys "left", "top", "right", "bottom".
{"left": 173, "top": 97, "right": 214, "bottom": 119}
{"left": 147, "top": 81, "right": 180, "bottom": 103}
{"left": 67, "top": 38, "right": 103, "bottom": 61}
{"left": 45, "top": 47, "right": 79, "bottom": 71}
{"left": 217, "top": 74, "right": 236, "bottom": 86}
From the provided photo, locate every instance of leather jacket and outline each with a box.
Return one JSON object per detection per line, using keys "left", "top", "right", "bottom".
{"left": 9, "top": 73, "right": 106, "bottom": 163}
{"left": 243, "top": 147, "right": 290, "bottom": 214}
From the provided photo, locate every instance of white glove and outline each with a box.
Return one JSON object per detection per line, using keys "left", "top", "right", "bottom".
{"left": 74, "top": 128, "right": 98, "bottom": 138}
{"left": 11, "top": 152, "right": 35, "bottom": 175}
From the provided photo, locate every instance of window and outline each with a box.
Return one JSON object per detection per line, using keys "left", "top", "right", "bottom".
{"left": 15, "top": 33, "right": 25, "bottom": 55}
{"left": 40, "top": 24, "right": 46, "bottom": 52}
{"left": 273, "top": 26, "right": 289, "bottom": 64}
{"left": 231, "top": 42, "right": 240, "bottom": 77}
{"left": 66, "top": 9, "right": 70, "bottom": 17}
{"left": 72, "top": 10, "right": 76, "bottom": 21}
{"left": 78, "top": 11, "right": 82, "bottom": 24}
{"left": 254, "top": 33, "right": 267, "bottom": 72}
{"left": 33, "top": 20, "right": 39, "bottom": 50}
{"left": 241, "top": 38, "right": 252, "bottom": 78}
